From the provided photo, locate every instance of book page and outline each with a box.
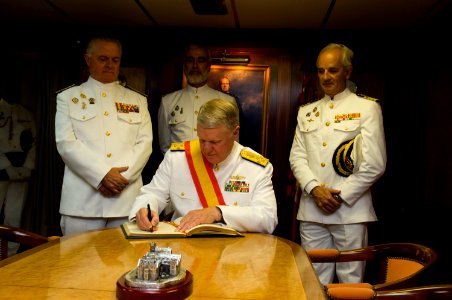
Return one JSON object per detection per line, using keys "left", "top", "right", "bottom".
{"left": 186, "top": 223, "right": 244, "bottom": 237}
{"left": 121, "top": 221, "right": 185, "bottom": 238}
{"left": 173, "top": 217, "right": 243, "bottom": 237}
{"left": 121, "top": 218, "right": 243, "bottom": 239}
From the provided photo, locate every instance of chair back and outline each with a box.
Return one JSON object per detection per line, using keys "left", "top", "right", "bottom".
{"left": 326, "top": 284, "right": 452, "bottom": 300}
{"left": 308, "top": 243, "right": 437, "bottom": 291}
{"left": 364, "top": 243, "right": 437, "bottom": 290}
{"left": 0, "top": 224, "right": 59, "bottom": 261}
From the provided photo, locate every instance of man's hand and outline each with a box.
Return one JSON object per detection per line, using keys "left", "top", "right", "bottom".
{"left": 101, "top": 166, "right": 129, "bottom": 194}
{"left": 176, "top": 207, "right": 223, "bottom": 233}
{"left": 136, "top": 207, "right": 160, "bottom": 231}
{"left": 98, "top": 184, "right": 116, "bottom": 197}
{"left": 310, "top": 185, "right": 342, "bottom": 214}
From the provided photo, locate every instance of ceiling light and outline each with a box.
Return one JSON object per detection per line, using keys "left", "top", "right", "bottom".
{"left": 190, "top": 0, "right": 228, "bottom": 15}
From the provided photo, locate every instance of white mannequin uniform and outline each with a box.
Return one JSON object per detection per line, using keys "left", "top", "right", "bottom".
{"left": 0, "top": 98, "right": 36, "bottom": 256}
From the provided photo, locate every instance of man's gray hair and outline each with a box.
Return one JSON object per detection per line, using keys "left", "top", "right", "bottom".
{"left": 197, "top": 99, "right": 239, "bottom": 130}
{"left": 184, "top": 44, "right": 211, "bottom": 62}
{"left": 86, "top": 37, "right": 122, "bottom": 56}
{"left": 320, "top": 43, "right": 354, "bottom": 67}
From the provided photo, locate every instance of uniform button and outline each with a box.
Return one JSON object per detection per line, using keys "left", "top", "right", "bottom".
{"left": 233, "top": 201, "right": 238, "bottom": 206}
{"left": 193, "top": 128, "right": 197, "bottom": 131}
{"left": 322, "top": 142, "right": 327, "bottom": 147}
{"left": 213, "top": 164, "right": 219, "bottom": 171}
{"left": 195, "top": 95, "right": 199, "bottom": 99}
{"left": 102, "top": 92, "right": 107, "bottom": 97}
{"left": 326, "top": 121, "right": 330, "bottom": 126}
{"left": 106, "top": 153, "right": 112, "bottom": 158}
{"left": 329, "top": 103, "right": 334, "bottom": 109}
{"left": 129, "top": 118, "right": 132, "bottom": 122}
{"left": 321, "top": 162, "right": 326, "bottom": 167}
{"left": 344, "top": 127, "right": 349, "bottom": 130}
{"left": 180, "top": 192, "right": 185, "bottom": 197}
{"left": 195, "top": 111, "right": 198, "bottom": 115}
{"left": 104, "top": 111, "right": 109, "bottom": 116}
{"left": 82, "top": 116, "right": 86, "bottom": 120}
{"left": 106, "top": 131, "right": 111, "bottom": 136}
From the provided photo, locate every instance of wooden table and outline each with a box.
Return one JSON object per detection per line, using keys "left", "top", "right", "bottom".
{"left": 0, "top": 228, "right": 326, "bottom": 299}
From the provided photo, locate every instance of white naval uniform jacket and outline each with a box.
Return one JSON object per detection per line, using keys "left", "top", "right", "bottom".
{"left": 158, "top": 84, "right": 236, "bottom": 153}
{"left": 55, "top": 77, "right": 153, "bottom": 218}
{"left": 129, "top": 141, "right": 278, "bottom": 234}
{"left": 289, "top": 88, "right": 386, "bottom": 224}
{"left": 0, "top": 98, "right": 36, "bottom": 174}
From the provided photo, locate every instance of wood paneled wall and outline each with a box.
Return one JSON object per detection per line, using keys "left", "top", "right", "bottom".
{"left": 1, "top": 26, "right": 452, "bottom": 285}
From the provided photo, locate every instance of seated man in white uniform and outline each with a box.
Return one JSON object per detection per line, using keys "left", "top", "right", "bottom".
{"left": 130, "top": 98, "right": 277, "bottom": 234}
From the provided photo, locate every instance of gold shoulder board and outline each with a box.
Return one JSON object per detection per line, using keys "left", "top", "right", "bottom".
{"left": 170, "top": 142, "right": 185, "bottom": 151}
{"left": 240, "top": 149, "right": 269, "bottom": 167}
{"left": 55, "top": 84, "right": 76, "bottom": 94}
{"left": 357, "top": 94, "right": 379, "bottom": 102}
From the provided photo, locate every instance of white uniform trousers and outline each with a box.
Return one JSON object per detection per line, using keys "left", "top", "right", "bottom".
{"left": 60, "top": 215, "right": 129, "bottom": 236}
{"left": 300, "top": 222, "right": 367, "bottom": 285}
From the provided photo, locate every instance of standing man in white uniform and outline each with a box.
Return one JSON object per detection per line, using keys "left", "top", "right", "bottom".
{"left": 0, "top": 97, "right": 36, "bottom": 256}
{"left": 289, "top": 43, "right": 386, "bottom": 284}
{"left": 158, "top": 44, "right": 236, "bottom": 154}
{"left": 55, "top": 37, "right": 153, "bottom": 235}
{"left": 131, "top": 99, "right": 277, "bottom": 234}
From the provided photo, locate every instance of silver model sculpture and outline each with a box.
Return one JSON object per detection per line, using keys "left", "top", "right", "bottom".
{"left": 124, "top": 242, "right": 187, "bottom": 289}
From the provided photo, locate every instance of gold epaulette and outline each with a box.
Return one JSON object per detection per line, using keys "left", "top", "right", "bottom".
{"left": 125, "top": 85, "right": 148, "bottom": 98}
{"left": 55, "top": 84, "right": 76, "bottom": 94}
{"left": 170, "top": 142, "right": 185, "bottom": 151}
{"left": 240, "top": 149, "right": 269, "bottom": 167}
{"left": 357, "top": 94, "right": 379, "bottom": 102}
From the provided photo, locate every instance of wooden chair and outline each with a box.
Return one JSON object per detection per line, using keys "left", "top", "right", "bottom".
{"left": 0, "top": 224, "right": 59, "bottom": 261}
{"left": 326, "top": 284, "right": 452, "bottom": 299}
{"left": 307, "top": 243, "right": 438, "bottom": 291}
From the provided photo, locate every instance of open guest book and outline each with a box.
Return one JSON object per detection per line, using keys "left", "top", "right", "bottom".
{"left": 121, "top": 218, "right": 244, "bottom": 239}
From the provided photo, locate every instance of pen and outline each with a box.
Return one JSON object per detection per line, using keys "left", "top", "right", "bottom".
{"left": 147, "top": 204, "right": 153, "bottom": 232}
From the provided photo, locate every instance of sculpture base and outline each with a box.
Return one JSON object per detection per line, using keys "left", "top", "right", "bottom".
{"left": 116, "top": 270, "right": 193, "bottom": 300}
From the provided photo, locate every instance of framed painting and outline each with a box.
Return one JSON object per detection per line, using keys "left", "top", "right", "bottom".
{"left": 207, "top": 65, "right": 271, "bottom": 155}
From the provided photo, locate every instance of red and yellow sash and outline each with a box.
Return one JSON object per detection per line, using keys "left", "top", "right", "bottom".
{"left": 185, "top": 140, "right": 225, "bottom": 207}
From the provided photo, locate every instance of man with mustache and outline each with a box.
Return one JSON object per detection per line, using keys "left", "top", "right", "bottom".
{"left": 158, "top": 44, "right": 236, "bottom": 154}
{"left": 289, "top": 43, "right": 386, "bottom": 285}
